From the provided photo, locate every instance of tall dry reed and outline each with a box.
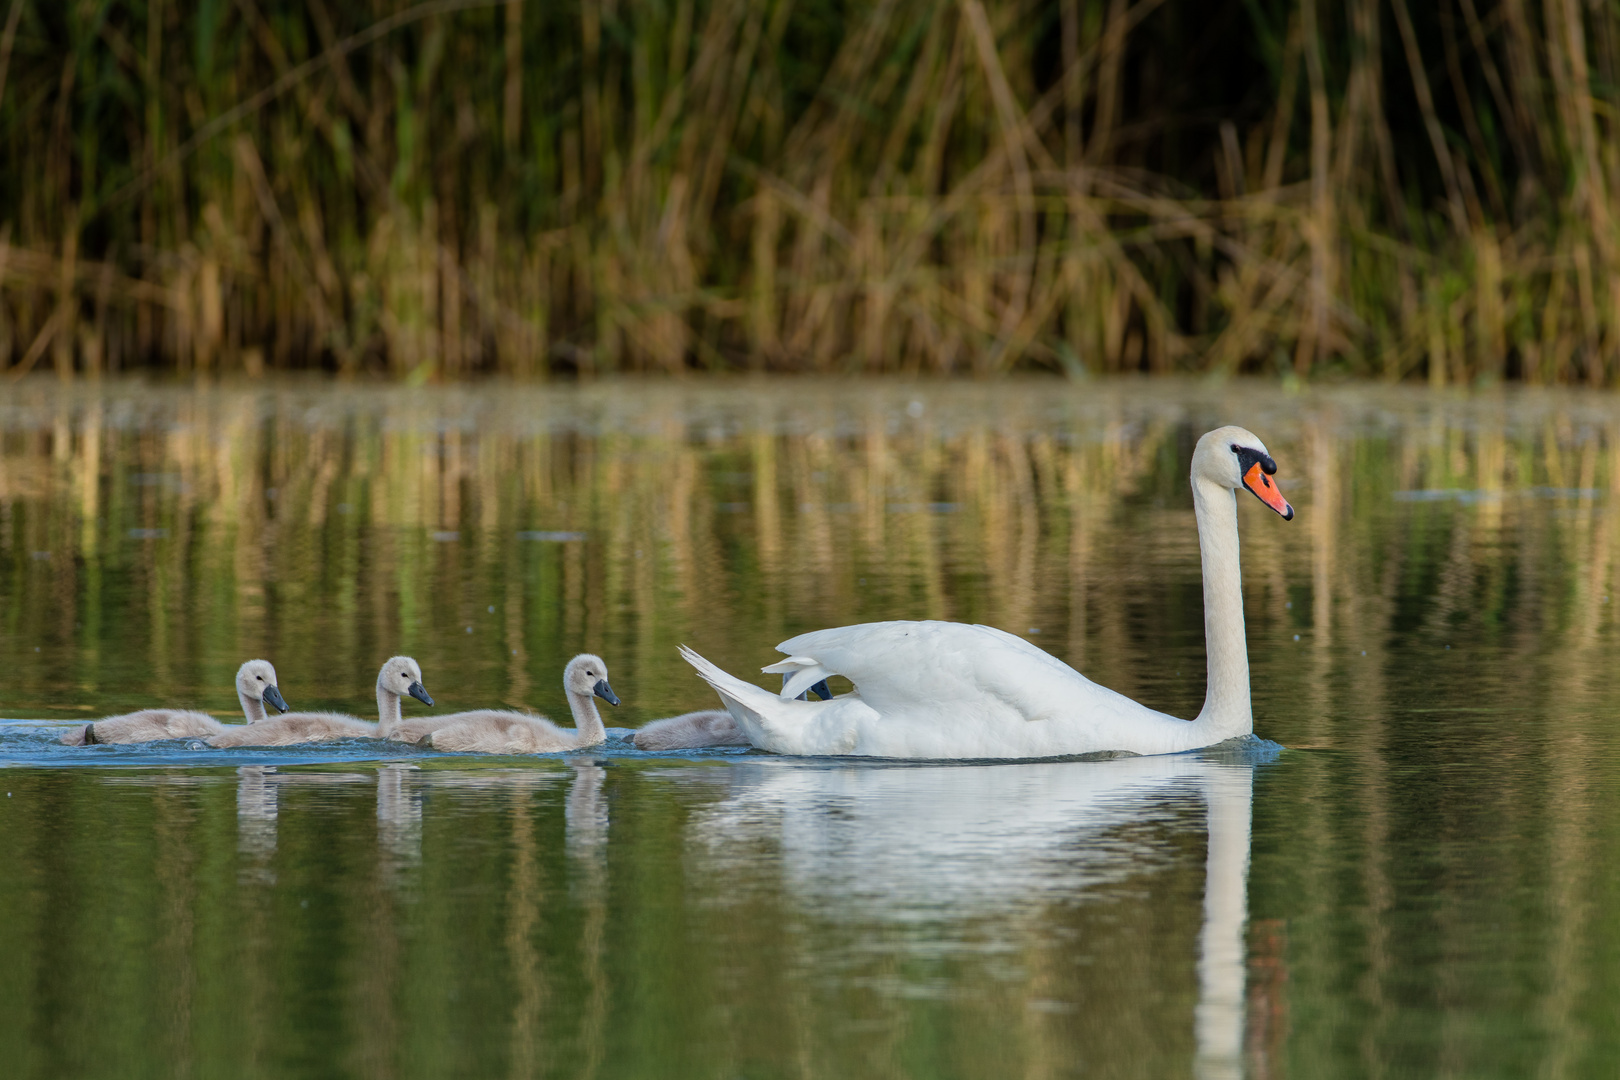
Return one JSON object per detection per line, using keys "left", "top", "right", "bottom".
{"left": 2, "top": 0, "right": 1619, "bottom": 383}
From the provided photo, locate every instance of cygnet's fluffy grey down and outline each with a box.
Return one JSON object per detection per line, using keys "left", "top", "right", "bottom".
{"left": 207, "top": 656, "right": 433, "bottom": 747}
{"left": 630, "top": 674, "right": 832, "bottom": 750}
{"left": 631, "top": 710, "right": 749, "bottom": 750}
{"left": 62, "top": 659, "right": 290, "bottom": 745}
{"left": 426, "top": 654, "right": 618, "bottom": 753}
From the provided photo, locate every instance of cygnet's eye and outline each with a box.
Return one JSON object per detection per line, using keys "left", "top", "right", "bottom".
{"left": 257, "top": 675, "right": 264, "bottom": 681}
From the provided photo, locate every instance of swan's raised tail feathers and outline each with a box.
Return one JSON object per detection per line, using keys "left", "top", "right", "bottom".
{"left": 681, "top": 646, "right": 763, "bottom": 709}
{"left": 681, "top": 645, "right": 869, "bottom": 756}
{"left": 679, "top": 645, "right": 792, "bottom": 748}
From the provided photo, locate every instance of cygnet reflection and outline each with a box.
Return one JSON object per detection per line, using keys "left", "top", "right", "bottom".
{"left": 681, "top": 751, "right": 1265, "bottom": 1078}
{"left": 376, "top": 763, "right": 424, "bottom": 881}
{"left": 367, "top": 763, "right": 610, "bottom": 887}
{"left": 566, "top": 760, "right": 609, "bottom": 854}
{"left": 234, "top": 766, "right": 372, "bottom": 884}
{"left": 237, "top": 766, "right": 279, "bottom": 870}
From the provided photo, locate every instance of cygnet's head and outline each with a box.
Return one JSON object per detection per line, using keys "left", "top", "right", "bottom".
{"left": 236, "top": 659, "right": 289, "bottom": 713}
{"left": 1192, "top": 426, "right": 1294, "bottom": 520}
{"left": 377, "top": 656, "right": 434, "bottom": 707}
{"left": 564, "top": 654, "right": 620, "bottom": 706}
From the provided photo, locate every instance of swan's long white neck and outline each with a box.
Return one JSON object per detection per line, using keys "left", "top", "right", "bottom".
{"left": 1190, "top": 476, "right": 1253, "bottom": 741}
{"left": 376, "top": 684, "right": 403, "bottom": 737}
{"left": 238, "top": 685, "right": 268, "bottom": 725}
{"left": 565, "top": 689, "right": 607, "bottom": 748}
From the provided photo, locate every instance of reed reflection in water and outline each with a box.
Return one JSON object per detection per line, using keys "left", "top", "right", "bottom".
{"left": 9, "top": 377, "right": 1620, "bottom": 742}
{"left": 4, "top": 380, "right": 1620, "bottom": 1075}
{"left": 0, "top": 755, "right": 1269, "bottom": 1078}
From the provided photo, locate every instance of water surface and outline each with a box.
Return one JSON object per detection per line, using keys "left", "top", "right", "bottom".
{"left": 3, "top": 378, "right": 1620, "bottom": 1078}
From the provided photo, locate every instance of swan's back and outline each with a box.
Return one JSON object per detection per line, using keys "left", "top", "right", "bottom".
{"left": 774, "top": 621, "right": 1145, "bottom": 728}
{"left": 207, "top": 711, "right": 376, "bottom": 747}
{"left": 61, "top": 709, "right": 225, "bottom": 745}
{"left": 632, "top": 709, "right": 747, "bottom": 750}
{"left": 427, "top": 711, "right": 577, "bottom": 754}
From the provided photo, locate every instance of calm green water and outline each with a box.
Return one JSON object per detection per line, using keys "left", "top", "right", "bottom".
{"left": 3, "top": 378, "right": 1620, "bottom": 1079}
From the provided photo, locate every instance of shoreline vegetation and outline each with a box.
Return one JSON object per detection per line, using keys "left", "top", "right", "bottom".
{"left": 2, "top": 1, "right": 1619, "bottom": 384}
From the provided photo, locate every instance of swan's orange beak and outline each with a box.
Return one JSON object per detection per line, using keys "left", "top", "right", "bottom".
{"left": 1243, "top": 463, "right": 1294, "bottom": 520}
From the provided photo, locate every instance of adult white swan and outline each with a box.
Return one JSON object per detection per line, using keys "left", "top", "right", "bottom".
{"left": 679, "top": 426, "right": 1293, "bottom": 759}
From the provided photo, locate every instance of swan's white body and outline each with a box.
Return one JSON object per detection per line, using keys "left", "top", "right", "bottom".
{"left": 425, "top": 655, "right": 618, "bottom": 754}
{"left": 63, "top": 659, "right": 290, "bottom": 745}
{"left": 681, "top": 426, "right": 1292, "bottom": 760}
{"left": 208, "top": 656, "right": 431, "bottom": 747}
{"left": 631, "top": 709, "right": 748, "bottom": 750}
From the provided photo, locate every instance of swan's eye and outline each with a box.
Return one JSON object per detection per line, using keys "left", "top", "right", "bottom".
{"left": 256, "top": 675, "right": 264, "bottom": 681}
{"left": 1230, "top": 443, "right": 1239, "bottom": 452}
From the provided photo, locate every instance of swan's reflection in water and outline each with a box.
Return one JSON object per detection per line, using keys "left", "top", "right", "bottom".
{"left": 1197, "top": 764, "right": 1254, "bottom": 1080}
{"left": 678, "top": 750, "right": 1267, "bottom": 1078}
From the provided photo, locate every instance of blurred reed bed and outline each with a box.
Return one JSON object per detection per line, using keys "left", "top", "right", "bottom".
{"left": 5, "top": 379, "right": 1620, "bottom": 735}
{"left": 5, "top": 1, "right": 1620, "bottom": 382}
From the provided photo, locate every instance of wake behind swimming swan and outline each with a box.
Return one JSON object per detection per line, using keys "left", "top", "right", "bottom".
{"left": 679, "top": 426, "right": 1294, "bottom": 759}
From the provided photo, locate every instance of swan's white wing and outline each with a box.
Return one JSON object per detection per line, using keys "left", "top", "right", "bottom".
{"left": 760, "top": 655, "right": 836, "bottom": 699}
{"left": 774, "top": 620, "right": 1148, "bottom": 727}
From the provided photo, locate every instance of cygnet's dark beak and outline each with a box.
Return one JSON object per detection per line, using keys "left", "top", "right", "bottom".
{"left": 263, "top": 685, "right": 290, "bottom": 713}
{"left": 408, "top": 681, "right": 435, "bottom": 707}
{"left": 82, "top": 723, "right": 100, "bottom": 746}
{"left": 593, "top": 679, "right": 620, "bottom": 706}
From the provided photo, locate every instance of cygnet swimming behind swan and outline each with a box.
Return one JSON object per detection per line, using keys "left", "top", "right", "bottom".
{"left": 425, "top": 654, "right": 617, "bottom": 753}
{"left": 632, "top": 675, "right": 832, "bottom": 750}
{"left": 207, "top": 656, "right": 432, "bottom": 747}
{"left": 62, "top": 659, "right": 290, "bottom": 745}
{"left": 632, "top": 709, "right": 746, "bottom": 750}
